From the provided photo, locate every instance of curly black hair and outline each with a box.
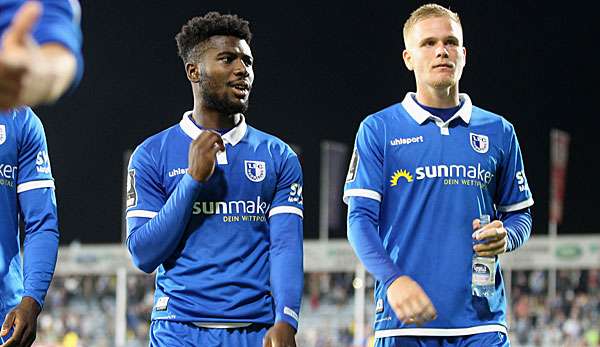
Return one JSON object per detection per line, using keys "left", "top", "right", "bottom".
{"left": 175, "top": 12, "right": 252, "bottom": 64}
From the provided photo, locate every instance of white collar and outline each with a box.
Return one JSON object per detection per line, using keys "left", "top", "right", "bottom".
{"left": 179, "top": 111, "right": 247, "bottom": 146}
{"left": 401, "top": 92, "right": 473, "bottom": 125}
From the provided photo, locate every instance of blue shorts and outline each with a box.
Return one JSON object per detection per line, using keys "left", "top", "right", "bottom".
{"left": 375, "top": 332, "right": 509, "bottom": 347}
{"left": 149, "top": 320, "right": 268, "bottom": 347}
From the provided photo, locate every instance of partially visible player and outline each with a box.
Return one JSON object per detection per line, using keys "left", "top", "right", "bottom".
{"left": 0, "top": 0, "right": 83, "bottom": 110}
{"left": 126, "top": 12, "right": 303, "bottom": 347}
{"left": 0, "top": 2, "right": 81, "bottom": 345}
{"left": 0, "top": 106, "right": 59, "bottom": 346}
{"left": 344, "top": 3, "right": 533, "bottom": 346}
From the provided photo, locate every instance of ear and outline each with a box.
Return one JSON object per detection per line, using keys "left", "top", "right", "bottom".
{"left": 186, "top": 63, "right": 200, "bottom": 83}
{"left": 402, "top": 49, "right": 413, "bottom": 71}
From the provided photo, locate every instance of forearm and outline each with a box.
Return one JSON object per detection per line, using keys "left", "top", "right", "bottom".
{"left": 38, "top": 43, "right": 77, "bottom": 104}
{"left": 500, "top": 208, "right": 532, "bottom": 252}
{"left": 348, "top": 196, "right": 402, "bottom": 290}
{"left": 269, "top": 214, "right": 303, "bottom": 331}
{"left": 19, "top": 188, "right": 59, "bottom": 309}
{"left": 127, "top": 174, "right": 203, "bottom": 273}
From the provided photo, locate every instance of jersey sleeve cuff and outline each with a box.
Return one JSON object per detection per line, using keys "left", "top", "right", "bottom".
{"left": 275, "top": 306, "right": 300, "bottom": 331}
{"left": 343, "top": 189, "right": 382, "bottom": 204}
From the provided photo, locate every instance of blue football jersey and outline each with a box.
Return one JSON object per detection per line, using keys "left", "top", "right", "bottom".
{"left": 127, "top": 112, "right": 304, "bottom": 324}
{"left": 0, "top": 107, "right": 54, "bottom": 311}
{"left": 344, "top": 93, "right": 533, "bottom": 337}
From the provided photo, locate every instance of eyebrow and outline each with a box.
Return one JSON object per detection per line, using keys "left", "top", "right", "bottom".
{"left": 418, "top": 35, "right": 460, "bottom": 45}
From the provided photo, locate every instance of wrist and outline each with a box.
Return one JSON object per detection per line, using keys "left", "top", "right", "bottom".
{"left": 20, "top": 296, "right": 42, "bottom": 315}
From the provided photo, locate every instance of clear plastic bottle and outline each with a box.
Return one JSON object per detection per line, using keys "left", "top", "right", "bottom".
{"left": 472, "top": 214, "right": 496, "bottom": 297}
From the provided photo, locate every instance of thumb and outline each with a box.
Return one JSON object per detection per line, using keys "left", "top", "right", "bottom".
{"left": 1, "top": 311, "right": 15, "bottom": 336}
{"left": 3, "top": 1, "right": 42, "bottom": 48}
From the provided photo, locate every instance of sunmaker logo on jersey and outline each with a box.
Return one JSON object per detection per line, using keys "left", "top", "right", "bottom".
{"left": 389, "top": 163, "right": 494, "bottom": 188}
{"left": 0, "top": 162, "right": 17, "bottom": 187}
{"left": 36, "top": 150, "right": 51, "bottom": 174}
{"left": 192, "top": 196, "right": 271, "bottom": 222}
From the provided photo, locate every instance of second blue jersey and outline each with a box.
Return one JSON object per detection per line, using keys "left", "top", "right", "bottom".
{"left": 127, "top": 112, "right": 304, "bottom": 325}
{"left": 344, "top": 93, "right": 533, "bottom": 336}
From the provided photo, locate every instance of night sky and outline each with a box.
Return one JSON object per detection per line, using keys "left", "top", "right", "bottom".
{"left": 35, "top": 1, "right": 598, "bottom": 243}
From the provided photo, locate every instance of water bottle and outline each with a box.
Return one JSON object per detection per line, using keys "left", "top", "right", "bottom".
{"left": 472, "top": 214, "right": 496, "bottom": 297}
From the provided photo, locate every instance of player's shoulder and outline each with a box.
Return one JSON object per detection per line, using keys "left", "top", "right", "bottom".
{"left": 353, "top": 102, "right": 403, "bottom": 136}
{"left": 471, "top": 105, "right": 516, "bottom": 133}
{"left": 130, "top": 123, "right": 180, "bottom": 163}
{"left": 245, "top": 125, "right": 298, "bottom": 158}
{"left": 3, "top": 106, "right": 43, "bottom": 128}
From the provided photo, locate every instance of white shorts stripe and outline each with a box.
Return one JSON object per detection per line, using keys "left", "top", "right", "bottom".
{"left": 343, "top": 189, "right": 382, "bottom": 204}
{"left": 126, "top": 210, "right": 158, "bottom": 219}
{"left": 497, "top": 198, "right": 534, "bottom": 212}
{"left": 17, "top": 180, "right": 55, "bottom": 193}
{"left": 374, "top": 324, "right": 508, "bottom": 338}
{"left": 268, "top": 206, "right": 303, "bottom": 218}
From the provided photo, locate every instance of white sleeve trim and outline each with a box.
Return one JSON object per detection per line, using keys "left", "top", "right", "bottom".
{"left": 497, "top": 197, "right": 534, "bottom": 212}
{"left": 343, "top": 189, "right": 382, "bottom": 204}
{"left": 374, "top": 324, "right": 507, "bottom": 338}
{"left": 17, "top": 180, "right": 55, "bottom": 193}
{"left": 126, "top": 210, "right": 158, "bottom": 219}
{"left": 268, "top": 206, "right": 303, "bottom": 218}
{"left": 283, "top": 306, "right": 299, "bottom": 322}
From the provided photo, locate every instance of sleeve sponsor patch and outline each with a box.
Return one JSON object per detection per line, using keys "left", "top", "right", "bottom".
{"left": 345, "top": 148, "right": 359, "bottom": 183}
{"left": 126, "top": 169, "right": 137, "bottom": 208}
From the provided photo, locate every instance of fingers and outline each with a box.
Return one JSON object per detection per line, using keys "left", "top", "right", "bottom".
{"left": 474, "top": 238, "right": 507, "bottom": 256}
{"left": 1, "top": 311, "right": 15, "bottom": 337}
{"left": 387, "top": 277, "right": 437, "bottom": 326}
{"left": 2, "top": 1, "right": 42, "bottom": 48}
{"left": 472, "top": 220, "right": 505, "bottom": 241}
{"left": 2, "top": 315, "right": 25, "bottom": 347}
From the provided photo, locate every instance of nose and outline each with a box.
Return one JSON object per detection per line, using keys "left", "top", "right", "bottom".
{"left": 233, "top": 59, "right": 249, "bottom": 77}
{"left": 435, "top": 43, "right": 449, "bottom": 59}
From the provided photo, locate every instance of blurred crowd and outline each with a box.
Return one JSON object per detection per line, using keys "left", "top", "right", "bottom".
{"left": 30, "top": 269, "right": 600, "bottom": 347}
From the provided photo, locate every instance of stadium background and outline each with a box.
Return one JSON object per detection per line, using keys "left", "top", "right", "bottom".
{"left": 28, "top": 1, "right": 598, "bottom": 346}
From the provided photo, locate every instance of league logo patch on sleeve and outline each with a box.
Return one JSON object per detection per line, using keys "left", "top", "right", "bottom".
{"left": 126, "top": 169, "right": 137, "bottom": 208}
{"left": 0, "top": 125, "right": 6, "bottom": 145}
{"left": 470, "top": 133, "right": 489, "bottom": 153}
{"left": 244, "top": 160, "right": 266, "bottom": 182}
{"left": 345, "top": 148, "right": 359, "bottom": 183}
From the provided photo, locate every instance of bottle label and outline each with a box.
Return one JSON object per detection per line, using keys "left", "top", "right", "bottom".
{"left": 472, "top": 256, "right": 496, "bottom": 286}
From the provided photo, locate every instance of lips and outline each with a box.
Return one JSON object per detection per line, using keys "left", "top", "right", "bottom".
{"left": 433, "top": 63, "right": 453, "bottom": 69}
{"left": 229, "top": 81, "right": 250, "bottom": 98}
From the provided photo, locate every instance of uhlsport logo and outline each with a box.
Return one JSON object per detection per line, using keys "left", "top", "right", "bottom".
{"left": 389, "top": 163, "right": 494, "bottom": 189}
{"left": 470, "top": 133, "right": 489, "bottom": 153}
{"left": 0, "top": 125, "right": 5, "bottom": 145}
{"left": 245, "top": 160, "right": 266, "bottom": 182}
{"left": 390, "top": 170, "right": 413, "bottom": 186}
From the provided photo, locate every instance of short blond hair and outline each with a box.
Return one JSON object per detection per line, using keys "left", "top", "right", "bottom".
{"left": 403, "top": 3, "right": 461, "bottom": 46}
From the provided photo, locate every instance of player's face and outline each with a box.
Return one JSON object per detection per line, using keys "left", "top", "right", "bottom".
{"left": 198, "top": 36, "right": 254, "bottom": 115}
{"left": 403, "top": 16, "right": 466, "bottom": 90}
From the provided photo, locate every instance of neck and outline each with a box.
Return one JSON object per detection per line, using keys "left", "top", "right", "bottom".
{"left": 191, "top": 97, "right": 236, "bottom": 129}
{"left": 415, "top": 84, "right": 460, "bottom": 108}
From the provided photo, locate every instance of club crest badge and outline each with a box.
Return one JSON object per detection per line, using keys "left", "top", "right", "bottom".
{"left": 244, "top": 160, "right": 266, "bottom": 182}
{"left": 470, "top": 132, "right": 489, "bottom": 153}
{"left": 0, "top": 125, "right": 6, "bottom": 145}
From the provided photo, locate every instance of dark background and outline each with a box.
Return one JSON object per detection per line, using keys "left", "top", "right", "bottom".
{"left": 36, "top": 1, "right": 597, "bottom": 244}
